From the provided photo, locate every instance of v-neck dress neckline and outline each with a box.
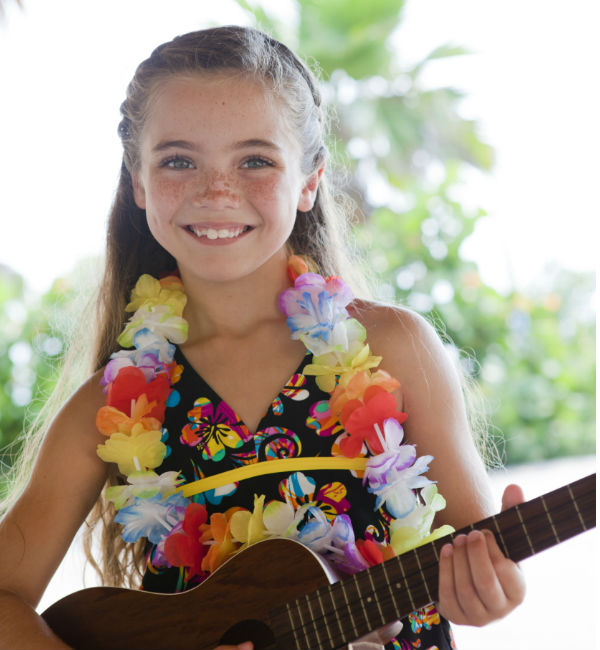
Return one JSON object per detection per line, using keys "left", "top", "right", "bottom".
{"left": 173, "top": 346, "right": 311, "bottom": 437}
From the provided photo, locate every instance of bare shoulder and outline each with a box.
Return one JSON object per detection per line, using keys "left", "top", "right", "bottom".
{"left": 350, "top": 299, "right": 495, "bottom": 525}
{"left": 348, "top": 298, "right": 453, "bottom": 386}
{"left": 19, "top": 367, "right": 109, "bottom": 501}
{"left": 39, "top": 368, "right": 108, "bottom": 455}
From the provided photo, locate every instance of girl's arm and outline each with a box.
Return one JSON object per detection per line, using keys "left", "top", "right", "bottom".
{"left": 0, "top": 373, "right": 108, "bottom": 649}
{"left": 358, "top": 303, "right": 525, "bottom": 626}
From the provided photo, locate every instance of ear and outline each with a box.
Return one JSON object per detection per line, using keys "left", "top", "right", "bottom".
{"left": 132, "top": 172, "right": 147, "bottom": 210}
{"left": 297, "top": 163, "right": 325, "bottom": 212}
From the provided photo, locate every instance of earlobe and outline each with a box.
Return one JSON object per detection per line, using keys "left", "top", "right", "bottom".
{"left": 132, "top": 173, "right": 147, "bottom": 210}
{"left": 297, "top": 164, "right": 325, "bottom": 212}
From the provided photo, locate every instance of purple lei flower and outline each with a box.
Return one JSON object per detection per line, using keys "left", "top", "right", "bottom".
{"left": 278, "top": 273, "right": 353, "bottom": 350}
{"left": 325, "top": 514, "right": 369, "bottom": 574}
{"left": 363, "top": 418, "right": 434, "bottom": 518}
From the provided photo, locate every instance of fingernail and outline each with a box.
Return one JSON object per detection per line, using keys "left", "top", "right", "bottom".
{"left": 468, "top": 530, "right": 483, "bottom": 543}
{"left": 454, "top": 534, "right": 467, "bottom": 547}
{"left": 441, "top": 543, "right": 453, "bottom": 557}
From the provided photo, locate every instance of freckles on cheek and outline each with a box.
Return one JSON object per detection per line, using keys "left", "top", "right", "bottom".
{"left": 149, "top": 177, "right": 187, "bottom": 207}
{"left": 245, "top": 175, "right": 283, "bottom": 203}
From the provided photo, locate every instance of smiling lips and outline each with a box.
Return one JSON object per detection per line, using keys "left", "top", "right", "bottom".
{"left": 185, "top": 224, "right": 252, "bottom": 242}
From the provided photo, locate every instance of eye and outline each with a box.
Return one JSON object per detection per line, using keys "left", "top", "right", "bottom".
{"left": 242, "top": 156, "right": 274, "bottom": 169}
{"left": 160, "top": 155, "right": 194, "bottom": 170}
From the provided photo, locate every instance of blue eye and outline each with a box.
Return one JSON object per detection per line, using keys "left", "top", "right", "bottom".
{"left": 242, "top": 156, "right": 274, "bottom": 169}
{"left": 161, "top": 156, "right": 194, "bottom": 169}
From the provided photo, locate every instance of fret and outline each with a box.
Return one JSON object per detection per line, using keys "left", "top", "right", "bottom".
{"left": 366, "top": 568, "right": 385, "bottom": 626}
{"left": 491, "top": 515, "right": 509, "bottom": 556}
{"left": 417, "top": 542, "right": 441, "bottom": 604}
{"left": 303, "top": 593, "right": 323, "bottom": 648}
{"left": 326, "top": 582, "right": 345, "bottom": 639}
{"left": 540, "top": 494, "right": 561, "bottom": 544}
{"left": 396, "top": 555, "right": 416, "bottom": 611}
{"left": 496, "top": 507, "right": 526, "bottom": 558}
{"left": 352, "top": 573, "right": 371, "bottom": 629}
{"left": 515, "top": 504, "right": 536, "bottom": 555}
{"left": 338, "top": 579, "right": 360, "bottom": 639}
{"left": 411, "top": 548, "right": 433, "bottom": 604}
{"left": 567, "top": 483, "right": 588, "bottom": 531}
{"left": 381, "top": 561, "right": 402, "bottom": 616}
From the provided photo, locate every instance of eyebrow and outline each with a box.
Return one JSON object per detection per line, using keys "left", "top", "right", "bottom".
{"left": 151, "top": 138, "right": 281, "bottom": 153}
{"left": 151, "top": 140, "right": 197, "bottom": 153}
{"left": 233, "top": 138, "right": 281, "bottom": 152}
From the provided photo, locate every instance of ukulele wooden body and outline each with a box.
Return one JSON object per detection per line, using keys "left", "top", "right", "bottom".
{"left": 42, "top": 538, "right": 334, "bottom": 650}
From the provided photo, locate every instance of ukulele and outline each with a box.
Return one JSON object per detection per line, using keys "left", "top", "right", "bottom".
{"left": 42, "top": 473, "right": 595, "bottom": 650}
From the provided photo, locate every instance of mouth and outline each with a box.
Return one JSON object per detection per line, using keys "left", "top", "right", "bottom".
{"left": 184, "top": 224, "right": 253, "bottom": 241}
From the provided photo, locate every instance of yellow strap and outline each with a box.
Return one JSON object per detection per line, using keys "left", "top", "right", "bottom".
{"left": 180, "top": 456, "right": 368, "bottom": 497}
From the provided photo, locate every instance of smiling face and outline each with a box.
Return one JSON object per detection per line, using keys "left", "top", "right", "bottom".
{"left": 132, "top": 73, "right": 321, "bottom": 286}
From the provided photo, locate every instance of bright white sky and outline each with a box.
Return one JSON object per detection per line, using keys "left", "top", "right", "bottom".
{"left": 0, "top": 0, "right": 598, "bottom": 295}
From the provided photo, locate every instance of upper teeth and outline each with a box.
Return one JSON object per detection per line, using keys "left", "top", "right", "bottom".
{"left": 191, "top": 226, "right": 246, "bottom": 239}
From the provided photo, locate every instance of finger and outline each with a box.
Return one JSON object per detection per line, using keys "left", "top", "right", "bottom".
{"left": 437, "top": 542, "right": 463, "bottom": 623}
{"left": 350, "top": 620, "right": 402, "bottom": 649}
{"left": 451, "top": 533, "right": 489, "bottom": 625}
{"left": 482, "top": 529, "right": 527, "bottom": 605}
{"left": 465, "top": 530, "right": 507, "bottom": 616}
{"left": 501, "top": 484, "right": 524, "bottom": 510}
{"left": 214, "top": 643, "right": 253, "bottom": 650}
{"left": 347, "top": 642, "right": 384, "bottom": 650}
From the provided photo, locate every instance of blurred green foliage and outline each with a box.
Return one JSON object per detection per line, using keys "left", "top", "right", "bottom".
{"left": 237, "top": 0, "right": 596, "bottom": 464}
{"left": 0, "top": 0, "right": 595, "bottom": 483}
{"left": 0, "top": 269, "right": 75, "bottom": 471}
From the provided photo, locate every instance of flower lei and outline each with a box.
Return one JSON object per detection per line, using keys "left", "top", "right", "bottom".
{"left": 96, "top": 257, "right": 452, "bottom": 583}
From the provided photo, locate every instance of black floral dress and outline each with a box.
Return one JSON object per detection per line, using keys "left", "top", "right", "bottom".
{"left": 141, "top": 347, "right": 456, "bottom": 650}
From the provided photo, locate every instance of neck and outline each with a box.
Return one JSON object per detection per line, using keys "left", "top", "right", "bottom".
{"left": 179, "top": 253, "right": 291, "bottom": 342}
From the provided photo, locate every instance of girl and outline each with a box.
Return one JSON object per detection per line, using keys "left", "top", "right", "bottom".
{"left": 0, "top": 26, "right": 525, "bottom": 649}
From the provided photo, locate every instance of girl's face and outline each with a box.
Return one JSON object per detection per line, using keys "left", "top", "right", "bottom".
{"left": 132, "top": 73, "right": 321, "bottom": 286}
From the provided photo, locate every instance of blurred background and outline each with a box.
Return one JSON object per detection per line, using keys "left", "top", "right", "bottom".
{"left": 0, "top": 1, "right": 596, "bottom": 648}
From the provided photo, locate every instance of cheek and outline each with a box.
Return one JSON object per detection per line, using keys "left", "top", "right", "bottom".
{"left": 147, "top": 176, "right": 188, "bottom": 213}
{"left": 244, "top": 174, "right": 298, "bottom": 213}
{"left": 143, "top": 178, "right": 187, "bottom": 247}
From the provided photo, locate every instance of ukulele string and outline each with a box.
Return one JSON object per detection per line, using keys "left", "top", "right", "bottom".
{"left": 271, "top": 543, "right": 444, "bottom": 650}
{"left": 273, "top": 489, "right": 592, "bottom": 650}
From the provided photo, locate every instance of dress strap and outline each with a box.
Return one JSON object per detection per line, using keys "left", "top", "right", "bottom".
{"left": 180, "top": 456, "right": 368, "bottom": 496}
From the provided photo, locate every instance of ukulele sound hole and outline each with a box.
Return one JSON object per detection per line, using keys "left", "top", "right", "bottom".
{"left": 220, "top": 619, "right": 276, "bottom": 649}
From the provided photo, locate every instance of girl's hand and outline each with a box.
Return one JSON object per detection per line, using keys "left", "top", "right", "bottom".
{"left": 437, "top": 484, "right": 527, "bottom": 626}
{"left": 348, "top": 621, "right": 403, "bottom": 649}
{"left": 214, "top": 643, "right": 253, "bottom": 650}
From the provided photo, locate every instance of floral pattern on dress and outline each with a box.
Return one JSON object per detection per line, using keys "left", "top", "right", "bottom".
{"left": 278, "top": 471, "right": 350, "bottom": 521}
{"left": 180, "top": 397, "right": 253, "bottom": 463}
{"left": 272, "top": 372, "right": 309, "bottom": 415}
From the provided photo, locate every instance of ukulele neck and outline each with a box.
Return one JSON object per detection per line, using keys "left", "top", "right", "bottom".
{"left": 270, "top": 473, "right": 596, "bottom": 650}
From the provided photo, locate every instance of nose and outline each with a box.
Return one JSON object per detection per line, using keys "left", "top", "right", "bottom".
{"left": 191, "top": 170, "right": 240, "bottom": 210}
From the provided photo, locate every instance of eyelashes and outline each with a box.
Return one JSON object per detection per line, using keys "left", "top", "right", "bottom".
{"left": 158, "top": 155, "right": 276, "bottom": 170}
{"left": 159, "top": 155, "right": 194, "bottom": 170}
{"left": 241, "top": 156, "right": 275, "bottom": 169}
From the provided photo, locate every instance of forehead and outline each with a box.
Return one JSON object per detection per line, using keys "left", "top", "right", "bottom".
{"left": 141, "top": 72, "right": 300, "bottom": 153}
